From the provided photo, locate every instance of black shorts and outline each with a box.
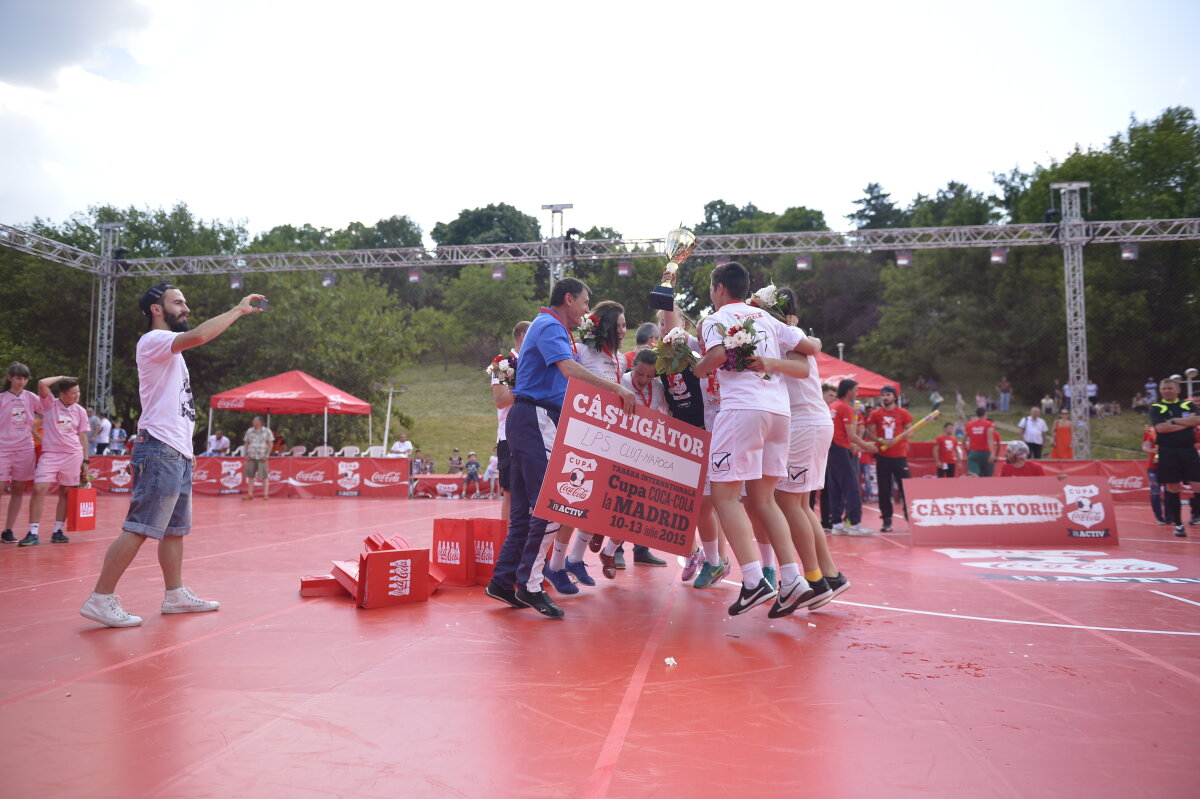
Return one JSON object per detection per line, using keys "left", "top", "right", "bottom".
{"left": 1157, "top": 447, "right": 1200, "bottom": 485}
{"left": 497, "top": 439, "right": 512, "bottom": 491}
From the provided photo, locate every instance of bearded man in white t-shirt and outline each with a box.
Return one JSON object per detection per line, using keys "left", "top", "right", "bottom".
{"left": 80, "top": 281, "right": 266, "bottom": 628}
{"left": 693, "top": 262, "right": 818, "bottom": 619}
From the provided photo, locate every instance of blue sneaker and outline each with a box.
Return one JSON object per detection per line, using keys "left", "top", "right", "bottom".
{"left": 693, "top": 557, "right": 729, "bottom": 589}
{"left": 564, "top": 558, "right": 595, "bottom": 586}
{"left": 543, "top": 565, "right": 580, "bottom": 595}
{"left": 762, "top": 566, "right": 777, "bottom": 590}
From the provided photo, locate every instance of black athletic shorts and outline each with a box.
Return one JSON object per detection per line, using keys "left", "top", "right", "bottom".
{"left": 1156, "top": 446, "right": 1200, "bottom": 485}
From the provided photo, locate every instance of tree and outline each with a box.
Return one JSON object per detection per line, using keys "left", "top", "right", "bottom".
{"left": 431, "top": 203, "right": 541, "bottom": 246}
{"left": 846, "top": 183, "right": 909, "bottom": 229}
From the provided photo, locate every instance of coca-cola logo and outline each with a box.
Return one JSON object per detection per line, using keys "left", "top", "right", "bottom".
{"left": 268, "top": 469, "right": 284, "bottom": 482}
{"left": 216, "top": 398, "right": 245, "bottom": 409}
{"left": 556, "top": 481, "right": 592, "bottom": 502}
{"left": 194, "top": 470, "right": 210, "bottom": 481}
{"left": 370, "top": 471, "right": 404, "bottom": 484}
{"left": 296, "top": 470, "right": 326, "bottom": 482}
{"left": 247, "top": 390, "right": 302, "bottom": 399}
{"left": 1108, "top": 476, "right": 1145, "bottom": 490}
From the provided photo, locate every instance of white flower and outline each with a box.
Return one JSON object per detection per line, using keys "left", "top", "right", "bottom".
{"left": 497, "top": 359, "right": 510, "bottom": 371}
{"left": 725, "top": 330, "right": 752, "bottom": 349}
{"left": 753, "top": 285, "right": 778, "bottom": 308}
{"left": 663, "top": 327, "right": 689, "bottom": 345}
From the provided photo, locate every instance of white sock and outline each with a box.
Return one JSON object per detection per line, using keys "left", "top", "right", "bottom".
{"left": 567, "top": 530, "right": 590, "bottom": 563}
{"left": 548, "top": 540, "right": 568, "bottom": 571}
{"left": 779, "top": 562, "right": 800, "bottom": 585}
{"left": 54, "top": 521, "right": 65, "bottom": 533}
{"left": 29, "top": 523, "right": 39, "bottom": 536}
{"left": 602, "top": 539, "right": 619, "bottom": 556}
{"left": 757, "top": 542, "right": 775, "bottom": 568}
{"left": 741, "top": 560, "right": 764, "bottom": 589}
{"left": 701, "top": 538, "right": 721, "bottom": 566}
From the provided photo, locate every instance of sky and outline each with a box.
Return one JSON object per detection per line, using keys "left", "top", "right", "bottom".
{"left": 1, "top": 0, "right": 1197, "bottom": 248}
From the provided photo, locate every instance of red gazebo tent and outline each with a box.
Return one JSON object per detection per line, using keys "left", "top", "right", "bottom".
{"left": 208, "top": 370, "right": 371, "bottom": 449}
{"left": 812, "top": 353, "right": 900, "bottom": 398}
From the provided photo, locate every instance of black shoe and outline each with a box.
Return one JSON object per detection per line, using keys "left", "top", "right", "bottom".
{"left": 51, "top": 531, "right": 70, "bottom": 544}
{"left": 824, "top": 572, "right": 851, "bottom": 601}
{"left": 804, "top": 578, "right": 837, "bottom": 610}
{"left": 880, "top": 521, "right": 893, "bottom": 533}
{"left": 1176, "top": 525, "right": 1188, "bottom": 538}
{"left": 484, "top": 580, "right": 530, "bottom": 609}
{"left": 515, "top": 588, "right": 565, "bottom": 619}
{"left": 728, "top": 578, "right": 777, "bottom": 616}
{"left": 1190, "top": 517, "right": 1200, "bottom": 526}
{"left": 633, "top": 547, "right": 667, "bottom": 566}
{"left": 0, "top": 529, "right": 15, "bottom": 543}
{"left": 18, "top": 533, "right": 39, "bottom": 547}
{"left": 614, "top": 547, "right": 627, "bottom": 570}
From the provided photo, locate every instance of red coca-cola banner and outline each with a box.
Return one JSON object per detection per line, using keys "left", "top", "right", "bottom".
{"left": 288, "top": 457, "right": 335, "bottom": 498}
{"left": 906, "top": 476, "right": 1118, "bottom": 547}
{"left": 412, "top": 474, "right": 463, "bottom": 498}
{"left": 330, "top": 458, "right": 410, "bottom": 498}
{"left": 87, "top": 456, "right": 134, "bottom": 495}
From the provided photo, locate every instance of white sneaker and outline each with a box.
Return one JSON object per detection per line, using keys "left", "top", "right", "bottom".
{"left": 162, "top": 586, "right": 220, "bottom": 614}
{"left": 80, "top": 593, "right": 143, "bottom": 628}
{"left": 830, "top": 523, "right": 848, "bottom": 535}
{"left": 847, "top": 524, "right": 875, "bottom": 536}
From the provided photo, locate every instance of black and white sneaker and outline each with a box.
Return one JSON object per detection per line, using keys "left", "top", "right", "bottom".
{"left": 0, "top": 529, "right": 15, "bottom": 543}
{"left": 804, "top": 578, "right": 837, "bottom": 610}
{"left": 728, "top": 579, "right": 777, "bottom": 617}
{"left": 824, "top": 572, "right": 852, "bottom": 600}
{"left": 515, "top": 588, "right": 565, "bottom": 619}
{"left": 880, "top": 521, "right": 893, "bottom": 533}
{"left": 484, "top": 580, "right": 530, "bottom": 609}
{"left": 768, "top": 578, "right": 820, "bottom": 618}
{"left": 1176, "top": 524, "right": 1188, "bottom": 538}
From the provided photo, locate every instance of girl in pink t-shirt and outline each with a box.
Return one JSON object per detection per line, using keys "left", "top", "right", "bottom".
{"left": 1, "top": 362, "right": 40, "bottom": 543}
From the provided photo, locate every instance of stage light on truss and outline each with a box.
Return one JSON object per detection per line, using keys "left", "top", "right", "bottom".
{"left": 795, "top": 254, "right": 812, "bottom": 270}
{"left": 321, "top": 272, "right": 336, "bottom": 288}
{"left": 990, "top": 248, "right": 1008, "bottom": 265}
{"left": 230, "top": 274, "right": 244, "bottom": 290}
{"left": 617, "top": 260, "right": 632, "bottom": 277}
{"left": 715, "top": 256, "right": 732, "bottom": 266}
{"left": 1121, "top": 244, "right": 1139, "bottom": 261}
{"left": 492, "top": 265, "right": 506, "bottom": 280}
{"left": 895, "top": 250, "right": 913, "bottom": 267}
{"left": 408, "top": 268, "right": 422, "bottom": 283}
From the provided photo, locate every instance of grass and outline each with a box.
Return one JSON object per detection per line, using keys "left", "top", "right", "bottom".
{"left": 381, "top": 357, "right": 1150, "bottom": 464}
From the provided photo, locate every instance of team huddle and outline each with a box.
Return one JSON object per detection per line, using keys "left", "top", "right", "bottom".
{"left": 484, "top": 262, "right": 853, "bottom": 620}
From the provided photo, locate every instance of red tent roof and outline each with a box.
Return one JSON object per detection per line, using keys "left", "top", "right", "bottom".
{"left": 210, "top": 370, "right": 371, "bottom": 415}
{"left": 812, "top": 353, "right": 900, "bottom": 398}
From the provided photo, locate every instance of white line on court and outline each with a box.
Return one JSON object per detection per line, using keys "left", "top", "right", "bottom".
{"left": 714, "top": 579, "right": 1199, "bottom": 636}
{"left": 1150, "top": 590, "right": 1200, "bottom": 608}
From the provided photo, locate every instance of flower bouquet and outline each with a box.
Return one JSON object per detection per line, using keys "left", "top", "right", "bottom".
{"left": 748, "top": 284, "right": 788, "bottom": 322}
{"left": 715, "top": 317, "right": 770, "bottom": 380}
{"left": 575, "top": 313, "right": 602, "bottom": 349}
{"left": 654, "top": 326, "right": 699, "bottom": 375}
{"left": 485, "top": 353, "right": 516, "bottom": 387}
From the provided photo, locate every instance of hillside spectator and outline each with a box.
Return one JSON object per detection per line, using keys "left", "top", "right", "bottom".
{"left": 1051, "top": 409, "right": 1074, "bottom": 459}
{"left": 447, "top": 448, "right": 463, "bottom": 474}
{"left": 390, "top": 432, "right": 413, "bottom": 457}
{"left": 271, "top": 430, "right": 287, "bottom": 455}
{"left": 463, "top": 452, "right": 482, "bottom": 499}
{"left": 1017, "top": 406, "right": 1049, "bottom": 459}
{"left": 934, "top": 422, "right": 962, "bottom": 477}
{"left": 1041, "top": 394, "right": 1055, "bottom": 415}
{"left": 95, "top": 412, "right": 112, "bottom": 455}
{"left": 109, "top": 419, "right": 128, "bottom": 455}
{"left": 1144, "top": 378, "right": 1158, "bottom": 403}
{"left": 206, "top": 430, "right": 230, "bottom": 456}
{"left": 411, "top": 450, "right": 425, "bottom": 474}
{"left": 996, "top": 376, "right": 1012, "bottom": 412}
{"left": 929, "top": 389, "right": 943, "bottom": 411}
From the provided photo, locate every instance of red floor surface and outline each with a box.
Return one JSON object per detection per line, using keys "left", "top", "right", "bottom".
{"left": 1, "top": 495, "right": 1197, "bottom": 798}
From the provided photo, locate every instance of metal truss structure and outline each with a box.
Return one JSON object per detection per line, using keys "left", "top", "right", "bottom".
{"left": 4, "top": 199, "right": 1199, "bottom": 458}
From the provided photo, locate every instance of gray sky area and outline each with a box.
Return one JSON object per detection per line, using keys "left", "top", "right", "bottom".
{"left": 2, "top": 0, "right": 1197, "bottom": 244}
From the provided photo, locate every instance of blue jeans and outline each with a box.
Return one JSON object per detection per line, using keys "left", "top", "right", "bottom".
{"left": 123, "top": 433, "right": 192, "bottom": 539}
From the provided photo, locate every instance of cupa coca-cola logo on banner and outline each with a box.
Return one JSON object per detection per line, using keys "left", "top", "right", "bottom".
{"left": 436, "top": 483, "right": 459, "bottom": 496}
{"left": 366, "top": 470, "right": 405, "bottom": 486}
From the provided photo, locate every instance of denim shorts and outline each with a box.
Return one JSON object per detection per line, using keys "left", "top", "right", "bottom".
{"left": 123, "top": 434, "right": 192, "bottom": 539}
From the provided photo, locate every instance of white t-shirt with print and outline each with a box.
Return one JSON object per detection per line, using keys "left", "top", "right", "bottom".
{"left": 136, "top": 330, "right": 196, "bottom": 458}
{"left": 619, "top": 371, "right": 668, "bottom": 414}
{"left": 701, "top": 302, "right": 799, "bottom": 417}
{"left": 1018, "top": 415, "right": 1048, "bottom": 445}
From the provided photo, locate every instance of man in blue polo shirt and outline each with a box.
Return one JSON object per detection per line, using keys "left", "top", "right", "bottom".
{"left": 485, "top": 278, "right": 636, "bottom": 618}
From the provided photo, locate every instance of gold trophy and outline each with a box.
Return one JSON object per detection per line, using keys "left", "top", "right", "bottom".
{"left": 648, "top": 226, "right": 697, "bottom": 311}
